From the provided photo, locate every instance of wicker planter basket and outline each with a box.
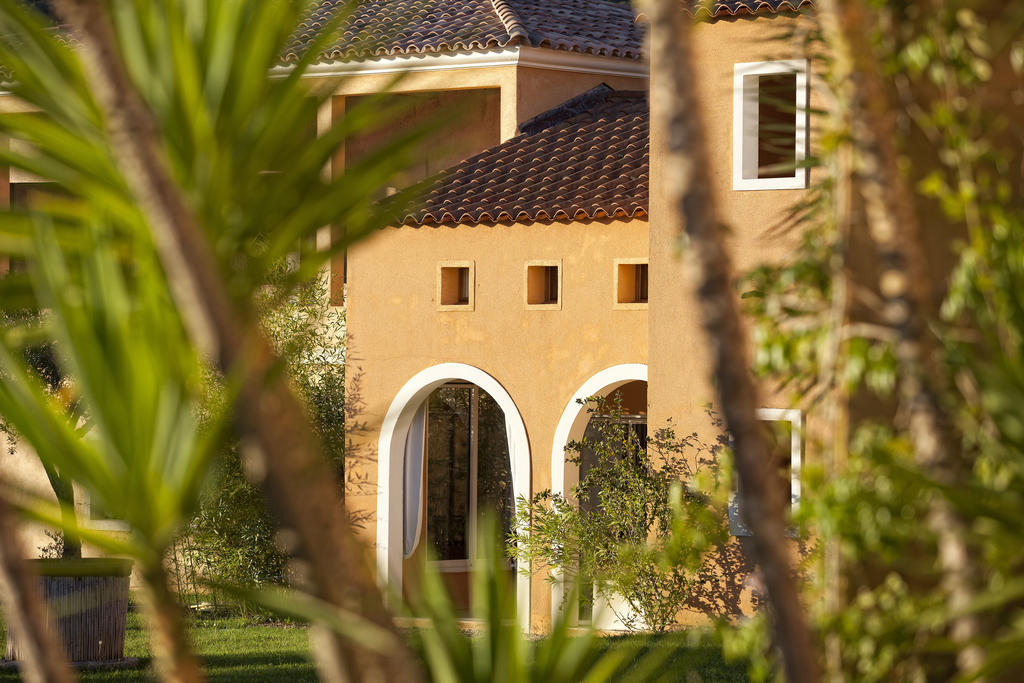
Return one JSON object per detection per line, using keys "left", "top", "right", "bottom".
{"left": 5, "top": 558, "right": 132, "bottom": 663}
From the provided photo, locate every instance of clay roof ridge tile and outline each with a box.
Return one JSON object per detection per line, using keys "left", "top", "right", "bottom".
{"left": 489, "top": 0, "right": 531, "bottom": 45}
{"left": 517, "top": 83, "right": 616, "bottom": 136}
{"left": 681, "top": 0, "right": 814, "bottom": 18}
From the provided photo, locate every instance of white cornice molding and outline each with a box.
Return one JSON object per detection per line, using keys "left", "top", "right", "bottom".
{"left": 272, "top": 46, "right": 648, "bottom": 80}
{"left": 516, "top": 46, "right": 647, "bottom": 78}
{"left": 282, "top": 47, "right": 521, "bottom": 78}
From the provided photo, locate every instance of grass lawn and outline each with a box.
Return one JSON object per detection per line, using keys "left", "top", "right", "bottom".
{"left": 597, "top": 634, "right": 750, "bottom": 682}
{"left": 0, "top": 612, "right": 317, "bottom": 683}
{"left": 0, "top": 613, "right": 748, "bottom": 682}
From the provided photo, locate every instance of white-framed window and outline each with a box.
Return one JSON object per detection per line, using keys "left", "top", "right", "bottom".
{"left": 728, "top": 408, "right": 802, "bottom": 537}
{"left": 524, "top": 259, "right": 562, "bottom": 310}
{"left": 437, "top": 260, "right": 475, "bottom": 311}
{"left": 733, "top": 60, "right": 809, "bottom": 191}
{"left": 84, "top": 492, "right": 130, "bottom": 532}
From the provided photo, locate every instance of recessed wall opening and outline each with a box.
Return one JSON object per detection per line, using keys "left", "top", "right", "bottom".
{"left": 438, "top": 262, "right": 474, "bottom": 309}
{"left": 381, "top": 363, "right": 531, "bottom": 632}
{"left": 615, "top": 261, "right": 649, "bottom": 305}
{"left": 525, "top": 260, "right": 561, "bottom": 309}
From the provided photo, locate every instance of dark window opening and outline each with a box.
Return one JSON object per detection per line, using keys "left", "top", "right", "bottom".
{"left": 757, "top": 73, "right": 798, "bottom": 179}
{"left": 457, "top": 268, "right": 470, "bottom": 305}
{"left": 425, "top": 383, "right": 514, "bottom": 563}
{"left": 635, "top": 263, "right": 648, "bottom": 303}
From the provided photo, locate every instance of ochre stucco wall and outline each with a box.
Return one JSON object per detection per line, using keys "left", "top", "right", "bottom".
{"left": 648, "top": 13, "right": 821, "bottom": 442}
{"left": 344, "top": 89, "right": 503, "bottom": 194}
{"left": 514, "top": 67, "right": 648, "bottom": 126}
{"left": 327, "top": 63, "right": 647, "bottom": 303}
{"left": 345, "top": 218, "right": 649, "bottom": 632}
{"left": 642, "top": 13, "right": 822, "bottom": 627}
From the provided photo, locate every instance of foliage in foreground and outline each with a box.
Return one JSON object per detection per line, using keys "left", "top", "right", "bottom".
{"left": 177, "top": 273, "right": 347, "bottom": 607}
{"left": 0, "top": 0, "right": 437, "bottom": 678}
{"left": 0, "top": 611, "right": 747, "bottom": 683}
{"left": 406, "top": 519, "right": 680, "bottom": 683}
{"left": 737, "top": 2, "right": 1024, "bottom": 680}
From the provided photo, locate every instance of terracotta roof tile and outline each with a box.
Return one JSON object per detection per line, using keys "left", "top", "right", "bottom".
{"left": 402, "top": 85, "right": 647, "bottom": 227}
{"left": 284, "top": 0, "right": 643, "bottom": 64}
{"left": 686, "top": 0, "right": 814, "bottom": 17}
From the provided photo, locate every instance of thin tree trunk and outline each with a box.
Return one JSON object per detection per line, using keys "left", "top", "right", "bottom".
{"left": 0, "top": 494, "right": 75, "bottom": 683}
{"left": 638, "top": 2, "right": 819, "bottom": 681}
{"left": 41, "top": 467, "right": 81, "bottom": 560}
{"left": 52, "top": 3, "right": 423, "bottom": 682}
{"left": 138, "top": 563, "right": 205, "bottom": 683}
{"left": 815, "top": 1, "right": 985, "bottom": 677}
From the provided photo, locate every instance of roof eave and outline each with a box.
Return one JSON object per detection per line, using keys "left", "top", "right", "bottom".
{"left": 273, "top": 44, "right": 646, "bottom": 80}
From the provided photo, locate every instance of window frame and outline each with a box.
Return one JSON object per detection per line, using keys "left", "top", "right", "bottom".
{"left": 613, "top": 258, "right": 649, "bottom": 310}
{"left": 732, "top": 59, "right": 809, "bottom": 191}
{"left": 83, "top": 491, "right": 131, "bottom": 532}
{"left": 728, "top": 408, "right": 802, "bottom": 537}
{"left": 436, "top": 260, "right": 476, "bottom": 311}
{"left": 524, "top": 259, "right": 562, "bottom": 311}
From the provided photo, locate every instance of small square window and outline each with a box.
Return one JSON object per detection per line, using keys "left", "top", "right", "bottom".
{"left": 613, "top": 259, "right": 649, "bottom": 309}
{"left": 437, "top": 261, "right": 475, "bottom": 311}
{"left": 524, "top": 260, "right": 561, "bottom": 310}
{"left": 733, "top": 60, "right": 808, "bottom": 191}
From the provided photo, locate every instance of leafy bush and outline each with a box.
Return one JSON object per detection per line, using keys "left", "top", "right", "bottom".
{"left": 509, "top": 399, "right": 731, "bottom": 631}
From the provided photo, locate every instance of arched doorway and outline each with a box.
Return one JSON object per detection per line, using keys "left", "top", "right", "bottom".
{"left": 549, "top": 364, "right": 648, "bottom": 628}
{"left": 377, "top": 363, "right": 530, "bottom": 631}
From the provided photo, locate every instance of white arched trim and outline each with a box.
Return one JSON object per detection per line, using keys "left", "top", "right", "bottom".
{"left": 376, "top": 363, "right": 531, "bottom": 632}
{"left": 549, "top": 363, "right": 648, "bottom": 628}
{"left": 551, "top": 364, "right": 649, "bottom": 498}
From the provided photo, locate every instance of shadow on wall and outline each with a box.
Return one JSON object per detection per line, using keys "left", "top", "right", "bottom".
{"left": 670, "top": 409, "right": 813, "bottom": 623}
{"left": 685, "top": 539, "right": 758, "bottom": 619}
{"left": 343, "top": 342, "right": 374, "bottom": 532}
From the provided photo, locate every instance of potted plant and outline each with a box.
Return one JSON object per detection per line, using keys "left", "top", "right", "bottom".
{"left": 6, "top": 558, "right": 132, "bottom": 663}
{"left": 0, "top": 313, "right": 132, "bottom": 663}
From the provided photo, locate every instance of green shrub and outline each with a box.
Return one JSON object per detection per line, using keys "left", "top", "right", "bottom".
{"left": 509, "top": 399, "right": 731, "bottom": 631}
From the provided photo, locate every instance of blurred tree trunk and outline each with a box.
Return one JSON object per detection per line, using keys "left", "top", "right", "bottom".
{"left": 816, "top": 0, "right": 985, "bottom": 677}
{"left": 639, "top": 1, "right": 819, "bottom": 681}
{"left": 40, "top": 467, "right": 81, "bottom": 560}
{"left": 53, "top": 2, "right": 423, "bottom": 683}
{"left": 139, "top": 563, "right": 205, "bottom": 683}
{"left": 0, "top": 495, "right": 74, "bottom": 683}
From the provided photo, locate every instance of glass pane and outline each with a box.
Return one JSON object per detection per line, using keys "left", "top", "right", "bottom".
{"left": 426, "top": 386, "right": 472, "bottom": 560}
{"left": 757, "top": 73, "right": 797, "bottom": 178}
{"left": 476, "top": 391, "right": 514, "bottom": 559}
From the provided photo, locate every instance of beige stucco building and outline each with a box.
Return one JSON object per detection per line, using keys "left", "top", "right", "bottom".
{"left": 0, "top": 0, "right": 821, "bottom": 632}
{"left": 326, "top": 0, "right": 818, "bottom": 632}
